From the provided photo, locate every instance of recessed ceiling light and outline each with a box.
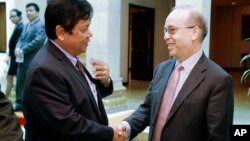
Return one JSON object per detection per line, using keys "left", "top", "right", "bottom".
{"left": 232, "top": 2, "right": 236, "bottom": 5}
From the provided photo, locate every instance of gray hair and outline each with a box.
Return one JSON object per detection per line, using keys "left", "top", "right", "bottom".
{"left": 172, "top": 5, "right": 208, "bottom": 41}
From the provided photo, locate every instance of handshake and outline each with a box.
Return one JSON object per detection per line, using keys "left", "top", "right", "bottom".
{"left": 111, "top": 123, "right": 128, "bottom": 141}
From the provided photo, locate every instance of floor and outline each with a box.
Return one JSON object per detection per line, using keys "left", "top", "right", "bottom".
{"left": 227, "top": 69, "right": 250, "bottom": 124}
{"left": 106, "top": 69, "right": 250, "bottom": 125}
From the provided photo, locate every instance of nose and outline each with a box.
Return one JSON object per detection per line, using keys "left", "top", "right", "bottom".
{"left": 88, "top": 30, "right": 93, "bottom": 37}
{"left": 164, "top": 32, "right": 170, "bottom": 40}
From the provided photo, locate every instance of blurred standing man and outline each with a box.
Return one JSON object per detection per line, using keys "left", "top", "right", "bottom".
{"left": 120, "top": 5, "right": 234, "bottom": 141}
{"left": 23, "top": 0, "right": 125, "bottom": 141}
{"left": 14, "top": 3, "right": 46, "bottom": 111}
{"left": 5, "top": 9, "right": 23, "bottom": 97}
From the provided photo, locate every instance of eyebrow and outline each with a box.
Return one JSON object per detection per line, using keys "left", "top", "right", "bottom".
{"left": 164, "top": 25, "right": 175, "bottom": 28}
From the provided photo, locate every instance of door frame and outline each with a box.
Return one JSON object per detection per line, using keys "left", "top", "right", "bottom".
{"left": 128, "top": 4, "right": 155, "bottom": 83}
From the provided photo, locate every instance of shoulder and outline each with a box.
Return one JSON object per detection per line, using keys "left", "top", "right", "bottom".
{"left": 155, "top": 58, "right": 175, "bottom": 71}
{"left": 207, "top": 58, "right": 230, "bottom": 76}
{"left": 36, "top": 19, "right": 44, "bottom": 26}
{"left": 200, "top": 56, "right": 232, "bottom": 82}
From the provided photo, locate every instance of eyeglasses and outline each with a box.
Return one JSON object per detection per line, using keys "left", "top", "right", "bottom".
{"left": 163, "top": 26, "right": 197, "bottom": 35}
{"left": 9, "top": 15, "right": 18, "bottom": 19}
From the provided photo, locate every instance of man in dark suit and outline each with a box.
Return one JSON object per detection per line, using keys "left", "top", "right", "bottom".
{"left": 0, "top": 88, "right": 23, "bottom": 141}
{"left": 119, "top": 5, "right": 234, "bottom": 141}
{"left": 5, "top": 9, "right": 23, "bottom": 97}
{"left": 22, "top": 0, "right": 125, "bottom": 141}
{"left": 14, "top": 3, "right": 46, "bottom": 111}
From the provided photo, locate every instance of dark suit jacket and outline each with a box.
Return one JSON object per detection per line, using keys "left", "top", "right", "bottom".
{"left": 9, "top": 22, "right": 24, "bottom": 58}
{"left": 16, "top": 18, "right": 46, "bottom": 67}
{"left": 0, "top": 91, "right": 23, "bottom": 141}
{"left": 23, "top": 40, "right": 114, "bottom": 141}
{"left": 125, "top": 53, "right": 234, "bottom": 141}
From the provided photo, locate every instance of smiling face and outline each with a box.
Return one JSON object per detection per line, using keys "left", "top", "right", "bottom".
{"left": 56, "top": 19, "right": 93, "bottom": 56}
{"left": 164, "top": 9, "right": 201, "bottom": 62}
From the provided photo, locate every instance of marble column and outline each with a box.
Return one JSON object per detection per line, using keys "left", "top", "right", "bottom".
{"left": 86, "top": 0, "right": 126, "bottom": 90}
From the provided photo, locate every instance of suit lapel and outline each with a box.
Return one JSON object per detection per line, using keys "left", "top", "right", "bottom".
{"left": 151, "top": 60, "right": 176, "bottom": 125}
{"left": 166, "top": 54, "right": 207, "bottom": 123}
{"left": 46, "top": 41, "right": 103, "bottom": 120}
{"left": 21, "top": 19, "right": 39, "bottom": 39}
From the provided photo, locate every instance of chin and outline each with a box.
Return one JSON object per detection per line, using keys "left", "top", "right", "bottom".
{"left": 82, "top": 48, "right": 87, "bottom": 53}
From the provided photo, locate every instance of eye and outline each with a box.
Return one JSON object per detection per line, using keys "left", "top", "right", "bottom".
{"left": 168, "top": 28, "right": 176, "bottom": 34}
{"left": 163, "top": 27, "right": 177, "bottom": 35}
{"left": 80, "top": 29, "right": 89, "bottom": 33}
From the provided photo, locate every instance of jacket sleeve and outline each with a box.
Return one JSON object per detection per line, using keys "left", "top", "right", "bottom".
{"left": 206, "top": 75, "right": 234, "bottom": 140}
{"left": 0, "top": 91, "right": 23, "bottom": 141}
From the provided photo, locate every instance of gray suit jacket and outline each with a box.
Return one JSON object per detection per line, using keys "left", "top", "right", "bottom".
{"left": 125, "top": 53, "right": 234, "bottom": 141}
{"left": 16, "top": 18, "right": 46, "bottom": 67}
{"left": 23, "top": 40, "right": 114, "bottom": 141}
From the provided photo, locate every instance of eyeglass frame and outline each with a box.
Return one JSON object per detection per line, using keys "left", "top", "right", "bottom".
{"left": 163, "top": 25, "right": 200, "bottom": 35}
{"left": 9, "top": 15, "right": 18, "bottom": 19}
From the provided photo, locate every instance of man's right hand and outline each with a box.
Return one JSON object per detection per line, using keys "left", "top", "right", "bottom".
{"left": 14, "top": 48, "right": 20, "bottom": 57}
{"left": 112, "top": 125, "right": 126, "bottom": 141}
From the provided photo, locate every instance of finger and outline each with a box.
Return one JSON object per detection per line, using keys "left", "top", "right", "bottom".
{"left": 94, "top": 65, "right": 108, "bottom": 71}
{"left": 90, "top": 59, "right": 104, "bottom": 66}
{"left": 117, "top": 124, "right": 126, "bottom": 136}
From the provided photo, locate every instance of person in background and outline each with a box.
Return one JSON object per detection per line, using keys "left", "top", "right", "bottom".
{"left": 5, "top": 9, "right": 23, "bottom": 97}
{"left": 119, "top": 5, "right": 234, "bottom": 141}
{"left": 0, "top": 88, "right": 23, "bottom": 141}
{"left": 14, "top": 2, "right": 46, "bottom": 111}
{"left": 22, "top": 0, "right": 125, "bottom": 141}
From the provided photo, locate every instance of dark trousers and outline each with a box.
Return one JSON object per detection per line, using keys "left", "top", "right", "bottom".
{"left": 15, "top": 64, "right": 28, "bottom": 110}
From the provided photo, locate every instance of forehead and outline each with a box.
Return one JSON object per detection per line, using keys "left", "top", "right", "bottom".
{"left": 74, "top": 19, "right": 91, "bottom": 28}
{"left": 26, "top": 6, "right": 36, "bottom": 11}
{"left": 165, "top": 10, "right": 190, "bottom": 27}
{"left": 10, "top": 11, "right": 17, "bottom": 15}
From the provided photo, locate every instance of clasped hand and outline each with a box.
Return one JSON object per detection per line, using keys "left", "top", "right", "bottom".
{"left": 111, "top": 124, "right": 127, "bottom": 141}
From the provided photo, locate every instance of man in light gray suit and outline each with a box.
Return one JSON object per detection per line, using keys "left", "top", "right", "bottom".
{"left": 119, "top": 5, "right": 234, "bottom": 141}
{"left": 14, "top": 3, "right": 46, "bottom": 111}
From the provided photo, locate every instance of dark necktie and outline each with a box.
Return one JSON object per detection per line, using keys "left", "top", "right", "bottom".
{"left": 76, "top": 60, "right": 85, "bottom": 76}
{"left": 75, "top": 59, "right": 99, "bottom": 106}
{"left": 152, "top": 64, "right": 183, "bottom": 141}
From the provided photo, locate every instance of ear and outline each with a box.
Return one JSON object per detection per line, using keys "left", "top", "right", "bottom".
{"left": 55, "top": 25, "right": 65, "bottom": 41}
{"left": 191, "top": 26, "right": 201, "bottom": 40}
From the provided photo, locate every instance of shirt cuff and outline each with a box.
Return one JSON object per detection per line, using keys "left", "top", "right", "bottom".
{"left": 121, "top": 121, "right": 131, "bottom": 141}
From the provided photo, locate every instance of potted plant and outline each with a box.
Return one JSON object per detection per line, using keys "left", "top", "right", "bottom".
{"left": 240, "top": 38, "right": 250, "bottom": 97}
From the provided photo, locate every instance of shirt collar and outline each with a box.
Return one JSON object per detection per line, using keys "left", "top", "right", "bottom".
{"left": 29, "top": 17, "right": 39, "bottom": 25}
{"left": 49, "top": 39, "right": 77, "bottom": 66}
{"left": 176, "top": 49, "right": 203, "bottom": 73}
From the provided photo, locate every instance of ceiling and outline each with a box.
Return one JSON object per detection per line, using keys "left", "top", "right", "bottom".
{"left": 213, "top": 0, "right": 250, "bottom": 6}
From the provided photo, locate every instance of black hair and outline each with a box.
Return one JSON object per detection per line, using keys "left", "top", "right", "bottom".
{"left": 45, "top": 0, "right": 93, "bottom": 39}
{"left": 26, "top": 2, "right": 40, "bottom": 12}
{"left": 10, "top": 9, "right": 22, "bottom": 17}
